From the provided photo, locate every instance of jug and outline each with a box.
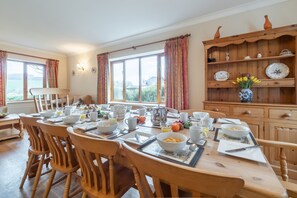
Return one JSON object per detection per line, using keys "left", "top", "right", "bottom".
{"left": 151, "top": 106, "right": 167, "bottom": 126}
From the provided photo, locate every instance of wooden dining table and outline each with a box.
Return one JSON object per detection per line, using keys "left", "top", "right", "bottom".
{"left": 47, "top": 114, "right": 287, "bottom": 198}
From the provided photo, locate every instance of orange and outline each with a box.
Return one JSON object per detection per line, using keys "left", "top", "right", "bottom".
{"left": 171, "top": 123, "right": 180, "bottom": 132}
{"left": 138, "top": 116, "right": 146, "bottom": 123}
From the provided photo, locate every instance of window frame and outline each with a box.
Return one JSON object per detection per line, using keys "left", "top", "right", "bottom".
{"left": 110, "top": 52, "right": 165, "bottom": 104}
{"left": 6, "top": 59, "right": 46, "bottom": 101}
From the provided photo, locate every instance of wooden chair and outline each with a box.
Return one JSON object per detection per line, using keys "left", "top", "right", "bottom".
{"left": 19, "top": 115, "right": 51, "bottom": 198}
{"left": 256, "top": 139, "right": 297, "bottom": 197}
{"left": 122, "top": 143, "right": 244, "bottom": 198}
{"left": 38, "top": 122, "right": 80, "bottom": 198}
{"left": 30, "top": 88, "right": 70, "bottom": 113}
{"left": 67, "top": 128, "right": 135, "bottom": 198}
{"left": 179, "top": 109, "right": 226, "bottom": 118}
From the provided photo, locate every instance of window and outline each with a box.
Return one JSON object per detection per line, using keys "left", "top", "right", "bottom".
{"left": 6, "top": 60, "right": 45, "bottom": 101}
{"left": 110, "top": 53, "right": 165, "bottom": 103}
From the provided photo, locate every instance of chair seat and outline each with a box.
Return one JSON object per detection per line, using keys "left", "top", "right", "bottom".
{"left": 281, "top": 180, "right": 297, "bottom": 197}
{"left": 82, "top": 162, "right": 135, "bottom": 198}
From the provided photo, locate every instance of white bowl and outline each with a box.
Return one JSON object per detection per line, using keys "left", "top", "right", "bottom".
{"left": 221, "top": 124, "right": 250, "bottom": 138}
{"left": 157, "top": 132, "right": 187, "bottom": 152}
{"left": 193, "top": 112, "right": 209, "bottom": 120}
{"left": 63, "top": 115, "right": 80, "bottom": 124}
{"left": 40, "top": 110, "right": 55, "bottom": 118}
{"left": 97, "top": 120, "right": 118, "bottom": 134}
{"left": 100, "top": 104, "right": 110, "bottom": 110}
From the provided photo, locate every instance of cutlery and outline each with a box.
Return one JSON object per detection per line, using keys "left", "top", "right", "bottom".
{"left": 134, "top": 133, "right": 142, "bottom": 144}
{"left": 225, "top": 145, "right": 259, "bottom": 153}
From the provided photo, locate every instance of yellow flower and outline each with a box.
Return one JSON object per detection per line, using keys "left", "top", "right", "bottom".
{"left": 250, "top": 76, "right": 255, "bottom": 80}
{"left": 243, "top": 76, "right": 248, "bottom": 81}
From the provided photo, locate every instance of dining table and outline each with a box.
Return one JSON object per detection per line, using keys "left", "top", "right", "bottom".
{"left": 42, "top": 112, "right": 288, "bottom": 198}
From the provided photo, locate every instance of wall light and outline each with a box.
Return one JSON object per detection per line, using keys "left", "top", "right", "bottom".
{"left": 77, "top": 63, "right": 85, "bottom": 71}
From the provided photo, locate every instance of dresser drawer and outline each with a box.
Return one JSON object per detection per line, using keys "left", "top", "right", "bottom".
{"left": 232, "top": 107, "right": 264, "bottom": 118}
{"left": 204, "top": 105, "right": 230, "bottom": 115}
{"left": 269, "top": 109, "right": 297, "bottom": 121}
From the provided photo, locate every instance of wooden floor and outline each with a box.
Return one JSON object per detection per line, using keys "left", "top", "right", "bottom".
{"left": 0, "top": 132, "right": 139, "bottom": 198}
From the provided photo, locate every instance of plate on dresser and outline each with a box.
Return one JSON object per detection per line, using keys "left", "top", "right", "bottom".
{"left": 214, "top": 71, "right": 229, "bottom": 81}
{"left": 265, "top": 63, "right": 289, "bottom": 79}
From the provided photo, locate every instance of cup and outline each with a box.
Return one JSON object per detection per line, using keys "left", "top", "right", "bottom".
{"left": 138, "top": 108, "right": 146, "bottom": 116}
{"left": 64, "top": 106, "right": 72, "bottom": 116}
{"left": 90, "top": 111, "right": 98, "bottom": 122}
{"left": 189, "top": 125, "right": 203, "bottom": 144}
{"left": 125, "top": 117, "right": 137, "bottom": 130}
{"left": 179, "top": 112, "right": 188, "bottom": 123}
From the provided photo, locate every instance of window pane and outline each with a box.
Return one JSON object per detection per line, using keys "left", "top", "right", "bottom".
{"left": 141, "top": 56, "right": 157, "bottom": 102}
{"left": 161, "top": 56, "right": 165, "bottom": 102}
{"left": 7, "top": 61, "right": 24, "bottom": 101}
{"left": 113, "top": 62, "right": 124, "bottom": 100}
{"left": 125, "top": 59, "right": 139, "bottom": 101}
{"left": 27, "top": 64, "right": 44, "bottom": 99}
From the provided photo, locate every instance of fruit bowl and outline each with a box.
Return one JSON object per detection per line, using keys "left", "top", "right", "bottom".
{"left": 0, "top": 112, "right": 8, "bottom": 118}
{"left": 156, "top": 132, "right": 187, "bottom": 152}
{"left": 221, "top": 124, "right": 250, "bottom": 138}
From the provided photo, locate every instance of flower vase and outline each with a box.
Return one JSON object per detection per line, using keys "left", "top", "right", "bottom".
{"left": 239, "top": 88, "right": 253, "bottom": 102}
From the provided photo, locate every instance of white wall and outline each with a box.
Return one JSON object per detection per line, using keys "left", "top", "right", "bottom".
{"left": 68, "top": 0, "right": 297, "bottom": 109}
{"left": 0, "top": 42, "right": 68, "bottom": 114}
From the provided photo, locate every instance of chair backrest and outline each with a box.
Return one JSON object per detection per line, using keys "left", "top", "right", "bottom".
{"left": 122, "top": 143, "right": 244, "bottom": 198}
{"left": 20, "top": 115, "right": 49, "bottom": 154}
{"left": 179, "top": 109, "right": 226, "bottom": 118}
{"left": 30, "top": 88, "right": 70, "bottom": 113}
{"left": 0, "top": 106, "right": 7, "bottom": 113}
{"left": 67, "top": 128, "right": 122, "bottom": 196}
{"left": 38, "top": 122, "right": 78, "bottom": 172}
{"left": 256, "top": 139, "right": 297, "bottom": 181}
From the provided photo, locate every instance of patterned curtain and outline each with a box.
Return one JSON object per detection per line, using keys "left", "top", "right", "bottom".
{"left": 164, "top": 36, "right": 189, "bottom": 110}
{"left": 97, "top": 53, "right": 109, "bottom": 104}
{"left": 46, "top": 59, "right": 59, "bottom": 88}
{"left": 0, "top": 51, "right": 7, "bottom": 106}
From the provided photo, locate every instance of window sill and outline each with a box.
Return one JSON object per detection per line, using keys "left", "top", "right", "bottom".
{"left": 7, "top": 100, "right": 34, "bottom": 104}
{"left": 109, "top": 101, "right": 165, "bottom": 108}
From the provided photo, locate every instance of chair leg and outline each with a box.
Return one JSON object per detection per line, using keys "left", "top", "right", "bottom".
{"left": 19, "top": 153, "right": 35, "bottom": 189}
{"left": 31, "top": 154, "right": 45, "bottom": 198}
{"left": 63, "top": 173, "right": 72, "bottom": 198}
{"left": 43, "top": 169, "right": 56, "bottom": 198}
{"left": 82, "top": 192, "right": 87, "bottom": 198}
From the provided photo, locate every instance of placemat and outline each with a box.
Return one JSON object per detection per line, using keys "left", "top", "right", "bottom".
{"left": 138, "top": 139, "right": 203, "bottom": 167}
{"left": 214, "top": 128, "right": 257, "bottom": 145}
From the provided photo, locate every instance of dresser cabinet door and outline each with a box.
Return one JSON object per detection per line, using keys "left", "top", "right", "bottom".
{"left": 266, "top": 122, "right": 297, "bottom": 180}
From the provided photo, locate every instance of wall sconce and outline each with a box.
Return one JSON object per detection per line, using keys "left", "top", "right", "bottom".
{"left": 77, "top": 63, "right": 85, "bottom": 71}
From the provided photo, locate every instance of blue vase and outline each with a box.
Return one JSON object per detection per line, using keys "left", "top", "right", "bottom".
{"left": 239, "top": 88, "right": 253, "bottom": 102}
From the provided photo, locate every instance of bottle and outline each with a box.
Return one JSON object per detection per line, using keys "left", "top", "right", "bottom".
{"left": 225, "top": 52, "right": 230, "bottom": 61}
{"left": 264, "top": 15, "right": 272, "bottom": 30}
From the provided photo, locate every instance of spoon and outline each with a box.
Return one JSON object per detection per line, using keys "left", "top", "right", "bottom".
{"left": 189, "top": 144, "right": 197, "bottom": 152}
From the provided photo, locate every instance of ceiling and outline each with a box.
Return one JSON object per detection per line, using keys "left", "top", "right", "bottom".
{"left": 0, "top": 0, "right": 285, "bottom": 55}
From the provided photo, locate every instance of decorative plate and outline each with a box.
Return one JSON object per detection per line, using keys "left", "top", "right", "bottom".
{"left": 265, "top": 63, "right": 289, "bottom": 79}
{"left": 214, "top": 71, "right": 229, "bottom": 81}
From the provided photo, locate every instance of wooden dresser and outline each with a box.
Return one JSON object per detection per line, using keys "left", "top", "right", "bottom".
{"left": 203, "top": 25, "right": 297, "bottom": 179}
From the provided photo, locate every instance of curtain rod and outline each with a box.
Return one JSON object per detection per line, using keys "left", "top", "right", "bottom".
{"left": 98, "top": 33, "right": 191, "bottom": 56}
{"left": 0, "top": 50, "right": 57, "bottom": 61}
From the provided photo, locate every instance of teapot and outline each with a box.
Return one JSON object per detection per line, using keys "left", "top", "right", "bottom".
{"left": 151, "top": 106, "right": 167, "bottom": 126}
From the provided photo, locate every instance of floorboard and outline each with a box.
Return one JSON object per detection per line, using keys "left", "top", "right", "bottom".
{"left": 0, "top": 132, "right": 139, "bottom": 198}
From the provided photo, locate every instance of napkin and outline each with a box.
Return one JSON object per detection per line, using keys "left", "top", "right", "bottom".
{"left": 217, "top": 118, "right": 241, "bottom": 125}
{"left": 75, "top": 122, "right": 98, "bottom": 131}
{"left": 217, "top": 140, "right": 266, "bottom": 163}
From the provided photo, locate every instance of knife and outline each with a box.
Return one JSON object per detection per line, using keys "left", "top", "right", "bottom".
{"left": 225, "top": 145, "right": 259, "bottom": 153}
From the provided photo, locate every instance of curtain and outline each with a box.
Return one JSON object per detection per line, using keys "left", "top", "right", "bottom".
{"left": 46, "top": 59, "right": 59, "bottom": 88}
{"left": 97, "top": 53, "right": 109, "bottom": 104}
{"left": 164, "top": 36, "right": 189, "bottom": 110}
{"left": 0, "top": 51, "right": 7, "bottom": 106}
